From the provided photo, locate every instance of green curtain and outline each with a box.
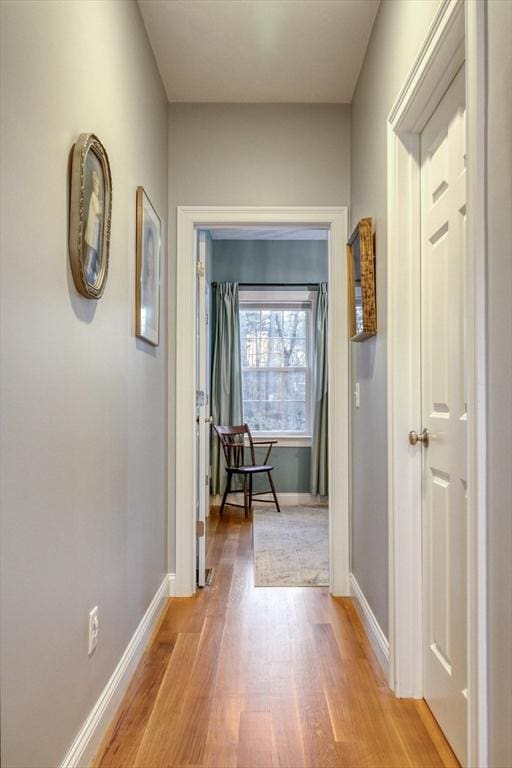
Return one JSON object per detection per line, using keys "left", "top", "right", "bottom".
{"left": 210, "top": 282, "right": 243, "bottom": 495}
{"left": 311, "top": 283, "right": 328, "bottom": 496}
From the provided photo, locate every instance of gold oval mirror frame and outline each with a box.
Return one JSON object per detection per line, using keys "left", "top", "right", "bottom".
{"left": 69, "top": 133, "right": 112, "bottom": 299}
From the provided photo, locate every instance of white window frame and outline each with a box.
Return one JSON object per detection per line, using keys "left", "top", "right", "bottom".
{"left": 239, "top": 289, "right": 315, "bottom": 446}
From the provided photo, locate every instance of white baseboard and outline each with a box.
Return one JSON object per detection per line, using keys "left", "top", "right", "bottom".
{"left": 211, "top": 492, "right": 327, "bottom": 507}
{"left": 349, "top": 573, "right": 389, "bottom": 679}
{"left": 60, "top": 573, "right": 175, "bottom": 768}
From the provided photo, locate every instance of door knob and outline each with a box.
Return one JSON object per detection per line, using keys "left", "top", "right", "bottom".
{"left": 409, "top": 428, "right": 429, "bottom": 447}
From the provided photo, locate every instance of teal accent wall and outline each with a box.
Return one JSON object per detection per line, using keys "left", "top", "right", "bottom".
{"left": 251, "top": 445, "right": 311, "bottom": 494}
{"left": 211, "top": 239, "right": 328, "bottom": 284}
{"left": 210, "top": 238, "right": 327, "bottom": 495}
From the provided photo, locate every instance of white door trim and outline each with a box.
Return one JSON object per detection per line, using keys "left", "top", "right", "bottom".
{"left": 174, "top": 206, "right": 349, "bottom": 598}
{"left": 387, "top": 0, "right": 487, "bottom": 765}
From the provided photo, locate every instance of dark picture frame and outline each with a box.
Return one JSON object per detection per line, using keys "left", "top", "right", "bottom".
{"left": 135, "top": 187, "right": 161, "bottom": 346}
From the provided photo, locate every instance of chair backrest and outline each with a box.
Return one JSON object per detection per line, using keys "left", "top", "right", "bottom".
{"left": 213, "top": 424, "right": 256, "bottom": 468}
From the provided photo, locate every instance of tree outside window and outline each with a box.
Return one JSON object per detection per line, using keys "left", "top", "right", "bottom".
{"left": 239, "top": 302, "right": 312, "bottom": 435}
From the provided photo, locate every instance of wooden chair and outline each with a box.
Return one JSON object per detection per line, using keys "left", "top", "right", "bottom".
{"left": 213, "top": 424, "right": 281, "bottom": 518}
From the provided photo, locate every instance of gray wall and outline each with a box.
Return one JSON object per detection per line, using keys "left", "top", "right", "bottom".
{"left": 349, "top": 0, "right": 441, "bottom": 638}
{"left": 169, "top": 104, "right": 350, "bottom": 206}
{"left": 211, "top": 239, "right": 328, "bottom": 493}
{"left": 169, "top": 104, "right": 351, "bottom": 562}
{"left": 0, "top": 2, "right": 169, "bottom": 766}
{"left": 486, "top": 2, "right": 512, "bottom": 766}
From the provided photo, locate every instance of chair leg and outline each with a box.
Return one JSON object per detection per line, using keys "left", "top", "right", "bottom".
{"left": 249, "top": 475, "right": 253, "bottom": 514}
{"left": 219, "top": 471, "right": 232, "bottom": 517}
{"left": 267, "top": 471, "right": 281, "bottom": 513}
{"left": 243, "top": 474, "right": 249, "bottom": 519}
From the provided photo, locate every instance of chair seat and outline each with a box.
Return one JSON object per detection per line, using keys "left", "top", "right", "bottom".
{"left": 227, "top": 464, "right": 273, "bottom": 474}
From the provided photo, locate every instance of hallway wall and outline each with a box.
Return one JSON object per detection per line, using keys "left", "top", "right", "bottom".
{"left": 0, "top": 2, "right": 169, "bottom": 766}
{"left": 168, "top": 103, "right": 350, "bottom": 566}
{"left": 349, "top": 0, "right": 441, "bottom": 639}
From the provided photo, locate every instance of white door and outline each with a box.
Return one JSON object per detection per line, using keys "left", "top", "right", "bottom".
{"left": 419, "top": 64, "right": 467, "bottom": 765}
{"left": 195, "top": 232, "right": 210, "bottom": 587}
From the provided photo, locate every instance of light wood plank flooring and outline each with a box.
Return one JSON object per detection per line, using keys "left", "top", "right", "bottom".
{"left": 95, "top": 509, "right": 459, "bottom": 768}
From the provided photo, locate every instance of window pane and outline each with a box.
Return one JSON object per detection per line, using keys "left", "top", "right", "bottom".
{"left": 267, "top": 370, "right": 284, "bottom": 401}
{"left": 267, "top": 337, "right": 283, "bottom": 366}
{"left": 286, "top": 338, "right": 306, "bottom": 366}
{"left": 262, "top": 403, "right": 286, "bottom": 433}
{"left": 267, "top": 311, "right": 281, "bottom": 338}
{"left": 243, "top": 400, "right": 262, "bottom": 431}
{"left": 242, "top": 311, "right": 260, "bottom": 337}
{"left": 241, "top": 335, "right": 259, "bottom": 367}
{"left": 242, "top": 370, "right": 307, "bottom": 402}
{"left": 283, "top": 310, "right": 306, "bottom": 338}
{"left": 260, "top": 311, "right": 271, "bottom": 338}
{"left": 242, "top": 400, "right": 304, "bottom": 433}
{"left": 283, "top": 370, "right": 306, "bottom": 400}
{"left": 261, "top": 401, "right": 307, "bottom": 433}
{"left": 240, "top": 305, "right": 310, "bottom": 434}
{"left": 281, "top": 401, "right": 307, "bottom": 432}
{"left": 242, "top": 370, "right": 264, "bottom": 401}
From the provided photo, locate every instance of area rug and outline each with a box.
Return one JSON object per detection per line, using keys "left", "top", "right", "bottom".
{"left": 253, "top": 505, "right": 329, "bottom": 587}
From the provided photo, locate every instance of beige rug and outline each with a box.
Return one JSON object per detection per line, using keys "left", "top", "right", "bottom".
{"left": 253, "top": 505, "right": 329, "bottom": 587}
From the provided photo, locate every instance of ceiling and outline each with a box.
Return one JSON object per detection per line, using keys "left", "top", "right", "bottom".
{"left": 138, "top": 0, "right": 380, "bottom": 103}
{"left": 206, "top": 227, "right": 328, "bottom": 240}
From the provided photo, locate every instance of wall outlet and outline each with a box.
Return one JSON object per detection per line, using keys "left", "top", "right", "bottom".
{"left": 88, "top": 606, "right": 99, "bottom": 655}
{"left": 354, "top": 382, "right": 361, "bottom": 409}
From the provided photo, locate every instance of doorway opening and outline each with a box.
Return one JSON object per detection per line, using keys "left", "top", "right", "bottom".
{"left": 174, "top": 206, "right": 349, "bottom": 600}
{"left": 197, "top": 226, "right": 329, "bottom": 590}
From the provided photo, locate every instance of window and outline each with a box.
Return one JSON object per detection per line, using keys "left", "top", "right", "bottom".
{"left": 239, "top": 293, "right": 313, "bottom": 438}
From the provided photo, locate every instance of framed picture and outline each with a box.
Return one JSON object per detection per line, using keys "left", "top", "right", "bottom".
{"left": 136, "top": 187, "right": 161, "bottom": 346}
{"left": 346, "top": 217, "right": 377, "bottom": 341}
{"left": 69, "top": 133, "right": 112, "bottom": 299}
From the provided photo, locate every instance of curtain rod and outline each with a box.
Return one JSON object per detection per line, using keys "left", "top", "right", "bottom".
{"left": 211, "top": 282, "right": 321, "bottom": 288}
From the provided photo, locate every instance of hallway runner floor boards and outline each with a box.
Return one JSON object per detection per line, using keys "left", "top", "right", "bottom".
{"left": 94, "top": 508, "right": 460, "bottom": 768}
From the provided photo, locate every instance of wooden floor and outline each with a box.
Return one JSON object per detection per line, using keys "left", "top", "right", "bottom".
{"left": 95, "top": 509, "right": 459, "bottom": 768}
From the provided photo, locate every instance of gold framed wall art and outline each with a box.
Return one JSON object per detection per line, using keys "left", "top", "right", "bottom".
{"left": 69, "top": 133, "right": 112, "bottom": 299}
{"left": 136, "top": 186, "right": 161, "bottom": 346}
{"left": 347, "top": 217, "right": 377, "bottom": 341}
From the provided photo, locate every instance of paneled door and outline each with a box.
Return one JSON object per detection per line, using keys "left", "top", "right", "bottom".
{"left": 419, "top": 63, "right": 467, "bottom": 765}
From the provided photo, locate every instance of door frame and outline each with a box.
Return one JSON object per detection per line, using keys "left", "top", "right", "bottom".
{"left": 387, "top": 0, "right": 487, "bottom": 765}
{"left": 174, "top": 206, "right": 349, "bottom": 598}
{"left": 195, "top": 231, "right": 210, "bottom": 588}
